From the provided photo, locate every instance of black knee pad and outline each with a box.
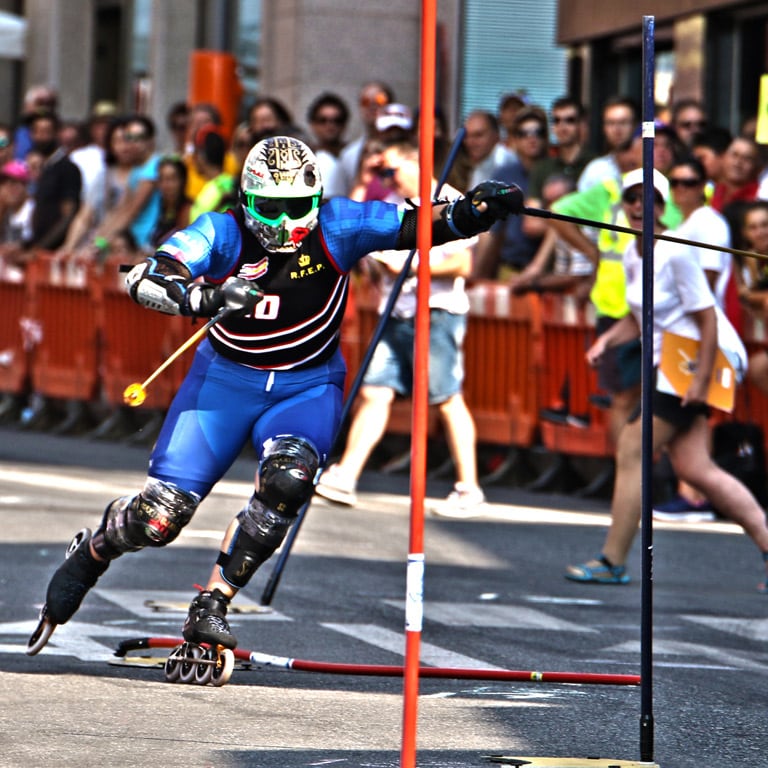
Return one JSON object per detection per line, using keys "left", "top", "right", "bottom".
{"left": 216, "top": 523, "right": 274, "bottom": 589}
{"left": 92, "top": 479, "right": 200, "bottom": 558}
{"left": 257, "top": 436, "right": 319, "bottom": 516}
{"left": 236, "top": 493, "right": 295, "bottom": 552}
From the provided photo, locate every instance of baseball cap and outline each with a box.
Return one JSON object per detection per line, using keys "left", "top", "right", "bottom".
{"left": 376, "top": 103, "right": 413, "bottom": 132}
{"left": 622, "top": 167, "right": 670, "bottom": 202}
{"left": 0, "top": 160, "right": 30, "bottom": 183}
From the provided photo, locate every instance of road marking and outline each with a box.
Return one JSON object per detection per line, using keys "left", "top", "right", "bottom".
{"left": 605, "top": 639, "right": 768, "bottom": 671}
{"left": 681, "top": 614, "right": 768, "bottom": 642}
{"left": 95, "top": 589, "right": 290, "bottom": 622}
{"left": 383, "top": 600, "right": 597, "bottom": 633}
{"left": 0, "top": 620, "right": 142, "bottom": 660}
{"left": 1, "top": 465, "right": 254, "bottom": 498}
{"left": 322, "top": 623, "right": 506, "bottom": 670}
{"left": 525, "top": 595, "right": 603, "bottom": 606}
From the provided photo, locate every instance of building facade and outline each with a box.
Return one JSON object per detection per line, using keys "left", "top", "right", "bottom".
{"left": 0, "top": 0, "right": 566, "bottom": 149}
{"left": 558, "top": 1, "right": 768, "bottom": 140}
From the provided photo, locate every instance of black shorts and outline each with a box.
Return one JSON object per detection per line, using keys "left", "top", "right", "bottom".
{"left": 628, "top": 368, "right": 709, "bottom": 430}
{"left": 595, "top": 315, "right": 642, "bottom": 394}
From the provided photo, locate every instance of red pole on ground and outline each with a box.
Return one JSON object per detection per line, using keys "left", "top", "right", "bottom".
{"left": 116, "top": 636, "right": 642, "bottom": 687}
{"left": 401, "top": 2, "right": 436, "bottom": 766}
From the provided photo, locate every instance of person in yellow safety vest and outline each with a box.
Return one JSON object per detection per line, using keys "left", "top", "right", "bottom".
{"left": 547, "top": 163, "right": 682, "bottom": 443}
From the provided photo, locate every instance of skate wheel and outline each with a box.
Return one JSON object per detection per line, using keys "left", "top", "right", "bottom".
{"left": 211, "top": 648, "right": 235, "bottom": 687}
{"left": 178, "top": 644, "right": 204, "bottom": 684}
{"left": 164, "top": 644, "right": 185, "bottom": 683}
{"left": 194, "top": 647, "right": 215, "bottom": 686}
{"left": 26, "top": 607, "right": 55, "bottom": 656}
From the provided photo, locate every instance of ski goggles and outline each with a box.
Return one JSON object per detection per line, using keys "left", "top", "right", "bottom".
{"left": 245, "top": 193, "right": 320, "bottom": 223}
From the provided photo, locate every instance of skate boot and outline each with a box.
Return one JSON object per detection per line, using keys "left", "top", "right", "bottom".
{"left": 165, "top": 589, "right": 237, "bottom": 686}
{"left": 182, "top": 588, "right": 237, "bottom": 649}
{"left": 27, "top": 528, "right": 109, "bottom": 655}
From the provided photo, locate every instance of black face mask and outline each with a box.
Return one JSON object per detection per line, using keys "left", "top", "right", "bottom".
{"left": 32, "top": 140, "right": 57, "bottom": 157}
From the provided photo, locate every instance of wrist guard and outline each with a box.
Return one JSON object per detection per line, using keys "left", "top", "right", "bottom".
{"left": 125, "top": 256, "right": 192, "bottom": 315}
{"left": 440, "top": 181, "right": 524, "bottom": 238}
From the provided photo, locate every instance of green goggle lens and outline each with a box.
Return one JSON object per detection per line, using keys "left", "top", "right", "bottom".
{"left": 245, "top": 194, "right": 319, "bottom": 223}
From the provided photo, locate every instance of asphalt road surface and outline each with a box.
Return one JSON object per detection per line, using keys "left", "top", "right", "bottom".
{"left": 1, "top": 426, "right": 767, "bottom": 767}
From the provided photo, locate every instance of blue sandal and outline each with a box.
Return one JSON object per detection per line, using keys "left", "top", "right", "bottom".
{"left": 565, "top": 555, "right": 630, "bottom": 585}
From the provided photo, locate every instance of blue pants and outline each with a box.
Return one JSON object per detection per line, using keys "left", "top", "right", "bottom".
{"left": 148, "top": 339, "right": 346, "bottom": 499}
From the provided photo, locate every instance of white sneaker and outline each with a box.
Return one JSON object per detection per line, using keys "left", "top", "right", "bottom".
{"left": 315, "top": 464, "right": 358, "bottom": 506}
{"left": 430, "top": 482, "right": 487, "bottom": 519}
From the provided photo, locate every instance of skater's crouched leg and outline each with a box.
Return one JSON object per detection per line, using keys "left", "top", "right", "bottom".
{"left": 217, "top": 437, "right": 320, "bottom": 590}
{"left": 91, "top": 478, "right": 201, "bottom": 559}
{"left": 45, "top": 529, "right": 109, "bottom": 625}
{"left": 184, "top": 438, "right": 319, "bottom": 649}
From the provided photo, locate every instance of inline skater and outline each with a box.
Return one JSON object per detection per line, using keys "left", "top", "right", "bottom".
{"left": 28, "top": 135, "right": 523, "bottom": 670}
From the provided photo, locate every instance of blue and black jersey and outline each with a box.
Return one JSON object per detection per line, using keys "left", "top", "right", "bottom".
{"left": 157, "top": 197, "right": 403, "bottom": 370}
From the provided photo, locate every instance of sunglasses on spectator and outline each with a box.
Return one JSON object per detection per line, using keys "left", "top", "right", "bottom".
{"left": 669, "top": 177, "right": 702, "bottom": 188}
{"left": 678, "top": 120, "right": 707, "bottom": 130}
{"left": 516, "top": 127, "right": 546, "bottom": 139}
{"left": 552, "top": 115, "right": 578, "bottom": 125}
{"left": 313, "top": 115, "right": 345, "bottom": 125}
{"left": 376, "top": 166, "right": 397, "bottom": 179}
{"left": 124, "top": 132, "right": 148, "bottom": 142}
{"left": 622, "top": 190, "right": 664, "bottom": 206}
{"left": 360, "top": 93, "right": 388, "bottom": 108}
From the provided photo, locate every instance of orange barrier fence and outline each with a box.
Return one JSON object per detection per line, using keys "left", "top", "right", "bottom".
{"left": 99, "top": 261, "right": 188, "bottom": 410}
{"left": 537, "top": 293, "right": 613, "bottom": 459}
{"left": 27, "top": 257, "right": 99, "bottom": 403}
{"left": 0, "top": 276, "right": 30, "bottom": 397}
{"left": 351, "top": 281, "right": 542, "bottom": 446}
{"left": 464, "top": 283, "right": 542, "bottom": 447}
{"left": 4, "top": 257, "right": 768, "bottom": 478}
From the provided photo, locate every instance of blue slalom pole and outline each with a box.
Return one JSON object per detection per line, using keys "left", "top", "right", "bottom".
{"left": 640, "top": 14, "right": 656, "bottom": 764}
{"left": 259, "top": 127, "right": 467, "bottom": 606}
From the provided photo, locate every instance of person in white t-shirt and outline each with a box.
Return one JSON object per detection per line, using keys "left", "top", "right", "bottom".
{"left": 316, "top": 141, "right": 485, "bottom": 517}
{"left": 653, "top": 157, "right": 733, "bottom": 521}
{"left": 565, "top": 168, "right": 768, "bottom": 591}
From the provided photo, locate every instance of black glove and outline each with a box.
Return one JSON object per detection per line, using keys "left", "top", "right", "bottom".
{"left": 443, "top": 181, "right": 524, "bottom": 237}
{"left": 186, "top": 277, "right": 264, "bottom": 318}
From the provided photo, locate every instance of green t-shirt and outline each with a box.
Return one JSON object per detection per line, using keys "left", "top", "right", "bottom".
{"left": 552, "top": 177, "right": 681, "bottom": 318}
{"left": 190, "top": 173, "right": 235, "bottom": 222}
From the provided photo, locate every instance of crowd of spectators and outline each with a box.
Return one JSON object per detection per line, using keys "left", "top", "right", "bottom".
{"left": 2, "top": 82, "right": 762, "bottom": 286}
{"left": 3, "top": 81, "right": 768, "bottom": 516}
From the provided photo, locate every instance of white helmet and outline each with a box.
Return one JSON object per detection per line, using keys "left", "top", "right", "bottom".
{"left": 240, "top": 136, "right": 323, "bottom": 252}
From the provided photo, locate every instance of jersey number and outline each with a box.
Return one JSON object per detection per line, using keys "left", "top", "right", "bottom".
{"left": 252, "top": 293, "right": 280, "bottom": 319}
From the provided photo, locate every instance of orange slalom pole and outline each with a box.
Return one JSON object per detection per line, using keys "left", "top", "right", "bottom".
{"left": 401, "top": 1, "right": 436, "bottom": 765}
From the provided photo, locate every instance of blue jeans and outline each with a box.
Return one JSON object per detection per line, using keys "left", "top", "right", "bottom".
{"left": 363, "top": 309, "right": 467, "bottom": 405}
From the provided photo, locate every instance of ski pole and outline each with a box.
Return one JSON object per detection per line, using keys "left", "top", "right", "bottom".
{"left": 522, "top": 205, "right": 768, "bottom": 262}
{"left": 259, "top": 126, "right": 467, "bottom": 606}
{"left": 122, "top": 307, "right": 231, "bottom": 407}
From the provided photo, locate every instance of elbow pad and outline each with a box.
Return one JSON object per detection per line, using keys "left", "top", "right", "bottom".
{"left": 125, "top": 255, "right": 194, "bottom": 315}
